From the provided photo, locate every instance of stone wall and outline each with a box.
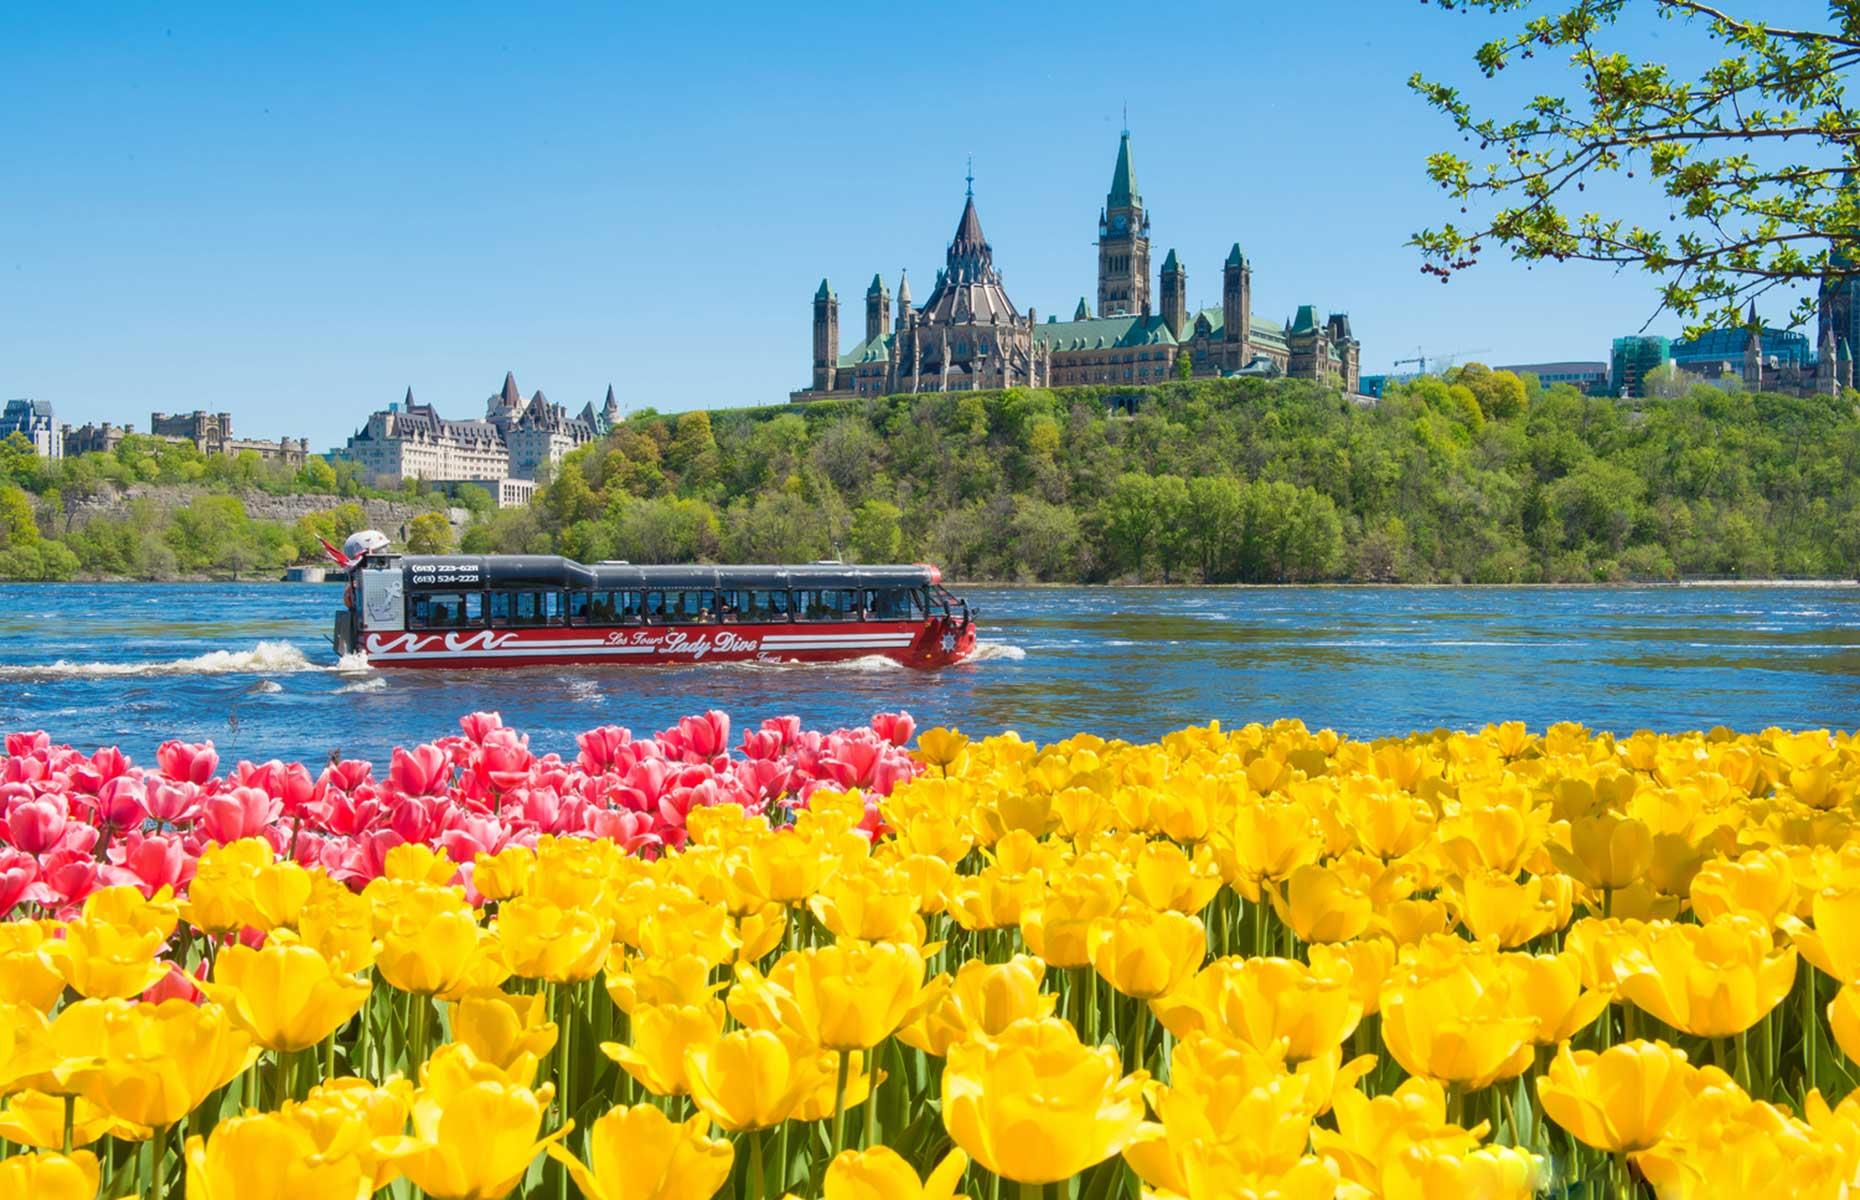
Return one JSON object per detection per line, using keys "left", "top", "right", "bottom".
{"left": 56, "top": 485, "right": 469, "bottom": 539}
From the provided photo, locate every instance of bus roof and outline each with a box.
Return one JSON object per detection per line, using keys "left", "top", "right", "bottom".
{"left": 396, "top": 555, "right": 943, "bottom": 592}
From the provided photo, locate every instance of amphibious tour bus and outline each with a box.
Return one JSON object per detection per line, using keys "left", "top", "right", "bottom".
{"left": 328, "top": 532, "right": 977, "bottom": 670}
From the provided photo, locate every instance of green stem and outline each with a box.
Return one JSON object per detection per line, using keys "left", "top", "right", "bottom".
{"left": 829, "top": 1050, "right": 851, "bottom": 1158}
{"left": 62, "top": 1093, "right": 73, "bottom": 1155}
{"left": 150, "top": 1124, "right": 169, "bottom": 1200}
{"left": 749, "top": 1127, "right": 766, "bottom": 1200}
{"left": 863, "top": 1047, "right": 879, "bottom": 1148}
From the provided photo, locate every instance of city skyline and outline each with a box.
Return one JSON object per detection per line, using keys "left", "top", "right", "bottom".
{"left": 1, "top": 0, "right": 1834, "bottom": 452}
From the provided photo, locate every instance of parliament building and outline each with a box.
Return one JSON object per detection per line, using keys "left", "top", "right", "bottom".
{"left": 793, "top": 131, "right": 1363, "bottom": 401}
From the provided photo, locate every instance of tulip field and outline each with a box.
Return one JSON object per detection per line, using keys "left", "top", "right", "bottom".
{"left": 6, "top": 714, "right": 1860, "bottom": 1198}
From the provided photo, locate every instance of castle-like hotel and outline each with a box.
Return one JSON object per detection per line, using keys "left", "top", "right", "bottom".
{"left": 341, "top": 373, "right": 617, "bottom": 491}
{"left": 793, "top": 132, "right": 1363, "bottom": 401}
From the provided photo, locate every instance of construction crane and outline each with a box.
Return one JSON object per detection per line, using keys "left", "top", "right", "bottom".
{"left": 1391, "top": 347, "right": 1493, "bottom": 376}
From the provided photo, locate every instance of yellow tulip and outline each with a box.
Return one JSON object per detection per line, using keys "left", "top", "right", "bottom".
{"left": 729, "top": 835, "right": 824, "bottom": 909}
{"left": 1087, "top": 907, "right": 1206, "bottom": 1000}
{"left": 80, "top": 885, "right": 179, "bottom": 940}
{"left": 1306, "top": 939, "right": 1397, "bottom": 1016}
{"left": 1536, "top": 1040, "right": 1699, "bottom": 1152}
{"left": 1337, "top": 776, "right": 1436, "bottom": 860}
{"left": 472, "top": 847, "right": 536, "bottom": 902}
{"left": 185, "top": 1111, "right": 375, "bottom": 1200}
{"left": 374, "top": 891, "right": 490, "bottom": 996}
{"left": 287, "top": 1076, "right": 414, "bottom": 1191}
{"left": 1378, "top": 943, "right": 1535, "bottom": 1089}
{"left": 602, "top": 1003, "right": 723, "bottom": 1096}
{"left": 823, "top": 1147, "right": 968, "bottom": 1200}
{"left": 0, "top": 1150, "right": 100, "bottom": 1200}
{"left": 1212, "top": 800, "right": 1324, "bottom": 902}
{"left": 0, "top": 1090, "right": 144, "bottom": 1148}
{"left": 1690, "top": 850, "right": 1796, "bottom": 927}
{"left": 0, "top": 922, "right": 66, "bottom": 1011}
{"left": 1784, "top": 885, "right": 1860, "bottom": 985}
{"left": 916, "top": 727, "right": 970, "bottom": 771}
{"left": 942, "top": 1017, "right": 1155, "bottom": 1184}
{"left": 1553, "top": 812, "right": 1654, "bottom": 892}
{"left": 447, "top": 989, "right": 559, "bottom": 1078}
{"left": 807, "top": 861, "right": 920, "bottom": 943}
{"left": 945, "top": 868, "right": 1040, "bottom": 932}
{"left": 545, "top": 1104, "right": 732, "bottom": 1200}
{"left": 296, "top": 887, "right": 377, "bottom": 974}
{"left": 733, "top": 904, "right": 788, "bottom": 964}
{"left": 198, "top": 940, "right": 370, "bottom": 1052}
{"left": 1501, "top": 952, "right": 1610, "bottom": 1045}
{"left": 604, "top": 951, "right": 716, "bottom": 1014}
{"left": 497, "top": 897, "right": 611, "bottom": 984}
{"left": 1616, "top": 916, "right": 1796, "bottom": 1037}
{"left": 682, "top": 1029, "right": 817, "bottom": 1132}
{"left": 1450, "top": 870, "right": 1571, "bottom": 948}
{"left": 1380, "top": 1143, "right": 1540, "bottom": 1200}
{"left": 1274, "top": 862, "right": 1372, "bottom": 944}
{"left": 375, "top": 1043, "right": 568, "bottom": 1200}
{"left": 43, "top": 918, "right": 169, "bottom": 1000}
{"left": 1021, "top": 874, "right": 1125, "bottom": 969}
{"left": 1827, "top": 983, "right": 1860, "bottom": 1067}
{"left": 898, "top": 955, "right": 1057, "bottom": 1057}
{"left": 1127, "top": 841, "right": 1224, "bottom": 914}
{"left": 1310, "top": 1077, "right": 1484, "bottom": 1192}
{"left": 181, "top": 838, "right": 272, "bottom": 934}
{"left": 1151, "top": 956, "right": 1362, "bottom": 1061}
{"left": 759, "top": 941, "right": 925, "bottom": 1051}
{"left": 247, "top": 860, "right": 316, "bottom": 933}
{"left": 75, "top": 999, "right": 255, "bottom": 1129}
{"left": 789, "top": 1048, "right": 883, "bottom": 1122}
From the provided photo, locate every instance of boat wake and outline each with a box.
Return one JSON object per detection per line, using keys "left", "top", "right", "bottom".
{"left": 0, "top": 640, "right": 329, "bottom": 681}
{"left": 967, "top": 641, "right": 1028, "bottom": 663}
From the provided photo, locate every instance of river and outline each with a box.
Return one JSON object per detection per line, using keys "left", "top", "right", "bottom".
{"left": 1, "top": 582, "right": 1857, "bottom": 763}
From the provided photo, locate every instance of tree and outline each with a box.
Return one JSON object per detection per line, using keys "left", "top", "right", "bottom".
{"left": 1100, "top": 473, "right": 1160, "bottom": 579}
{"left": 298, "top": 456, "right": 338, "bottom": 492}
{"left": 1175, "top": 351, "right": 1194, "bottom": 380}
{"left": 406, "top": 511, "right": 454, "bottom": 554}
{"left": 0, "top": 485, "right": 36, "bottom": 548}
{"left": 1414, "top": 1, "right": 1860, "bottom": 331}
{"left": 847, "top": 499, "right": 904, "bottom": 562}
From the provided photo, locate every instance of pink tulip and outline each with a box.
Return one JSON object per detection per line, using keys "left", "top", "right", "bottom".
{"left": 157, "top": 740, "right": 219, "bottom": 785}
{"left": 0, "top": 849, "right": 41, "bottom": 916}
{"left": 389, "top": 744, "right": 451, "bottom": 796}
{"left": 144, "top": 780, "right": 203, "bottom": 826}
{"left": 143, "top": 960, "right": 207, "bottom": 1004}
{"left": 870, "top": 712, "right": 916, "bottom": 747}
{"left": 459, "top": 711, "right": 504, "bottom": 743}
{"left": 115, "top": 832, "right": 194, "bottom": 895}
{"left": 198, "top": 787, "right": 280, "bottom": 846}
{"left": 4, "top": 731, "right": 49, "bottom": 759}
{"left": 6, "top": 796, "right": 67, "bottom": 854}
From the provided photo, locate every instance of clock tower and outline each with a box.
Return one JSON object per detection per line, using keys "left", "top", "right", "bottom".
{"left": 1096, "top": 128, "right": 1151, "bottom": 317}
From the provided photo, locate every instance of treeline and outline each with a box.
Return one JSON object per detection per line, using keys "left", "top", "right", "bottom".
{"left": 464, "top": 369, "right": 1860, "bottom": 583}
{"left": 0, "top": 432, "right": 469, "bottom": 581}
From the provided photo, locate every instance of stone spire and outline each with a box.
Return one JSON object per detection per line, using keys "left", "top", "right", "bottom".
{"left": 602, "top": 384, "right": 620, "bottom": 423}
{"left": 896, "top": 269, "right": 912, "bottom": 328}
{"left": 500, "top": 372, "right": 521, "bottom": 407}
{"left": 1075, "top": 297, "right": 1091, "bottom": 321}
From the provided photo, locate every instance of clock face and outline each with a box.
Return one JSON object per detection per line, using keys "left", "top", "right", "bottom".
{"left": 1112, "top": 214, "right": 1128, "bottom": 233}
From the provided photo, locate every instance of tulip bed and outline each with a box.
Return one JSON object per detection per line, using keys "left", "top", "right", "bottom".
{"left": 2, "top": 716, "right": 1860, "bottom": 1199}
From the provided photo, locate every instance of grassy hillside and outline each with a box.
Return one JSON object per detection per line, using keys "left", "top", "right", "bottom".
{"left": 467, "top": 372, "right": 1860, "bottom": 584}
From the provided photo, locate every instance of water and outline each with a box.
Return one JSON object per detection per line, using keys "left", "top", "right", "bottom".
{"left": 1, "top": 582, "right": 1858, "bottom": 763}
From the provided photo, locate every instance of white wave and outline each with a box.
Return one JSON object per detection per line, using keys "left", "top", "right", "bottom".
{"left": 331, "top": 652, "right": 375, "bottom": 675}
{"left": 334, "top": 676, "right": 388, "bottom": 694}
{"left": 248, "top": 680, "right": 285, "bottom": 694}
{"left": 967, "top": 641, "right": 1028, "bottom": 662}
{"left": 0, "top": 640, "right": 322, "bottom": 681}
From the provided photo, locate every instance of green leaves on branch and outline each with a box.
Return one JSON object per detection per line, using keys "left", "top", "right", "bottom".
{"left": 1412, "top": 0, "right": 1860, "bottom": 333}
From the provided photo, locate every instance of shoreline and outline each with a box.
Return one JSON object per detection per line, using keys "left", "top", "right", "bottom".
{"left": 12, "top": 575, "right": 1858, "bottom": 590}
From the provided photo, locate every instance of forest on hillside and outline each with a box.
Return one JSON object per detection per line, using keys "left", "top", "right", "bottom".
{"left": 464, "top": 371, "right": 1860, "bottom": 584}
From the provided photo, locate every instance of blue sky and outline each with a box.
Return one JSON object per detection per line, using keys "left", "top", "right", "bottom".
{"left": 0, "top": 0, "right": 1831, "bottom": 451}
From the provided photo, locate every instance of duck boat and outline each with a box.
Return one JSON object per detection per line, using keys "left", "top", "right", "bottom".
{"left": 327, "top": 532, "right": 976, "bottom": 670}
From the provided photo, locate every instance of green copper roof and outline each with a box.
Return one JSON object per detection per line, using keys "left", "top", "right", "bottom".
{"left": 1074, "top": 298, "right": 1091, "bottom": 320}
{"left": 1186, "top": 307, "right": 1288, "bottom": 349}
{"left": 837, "top": 332, "right": 894, "bottom": 368}
{"left": 1108, "top": 131, "right": 1139, "bottom": 209}
{"left": 1161, "top": 248, "right": 1180, "bottom": 273}
{"left": 1225, "top": 243, "right": 1244, "bottom": 268}
{"left": 1035, "top": 314, "right": 1176, "bottom": 351}
{"left": 816, "top": 279, "right": 833, "bottom": 301}
{"left": 1290, "top": 305, "right": 1320, "bottom": 335}
{"left": 866, "top": 274, "right": 885, "bottom": 296}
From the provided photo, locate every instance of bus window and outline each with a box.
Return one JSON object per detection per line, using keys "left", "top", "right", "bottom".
{"left": 543, "top": 592, "right": 563, "bottom": 625}
{"left": 643, "top": 591, "right": 667, "bottom": 623}
{"left": 866, "top": 589, "right": 907, "bottom": 620}
{"left": 411, "top": 592, "right": 475, "bottom": 629}
{"left": 618, "top": 591, "right": 642, "bottom": 623}
{"left": 568, "top": 591, "right": 592, "bottom": 625}
{"left": 717, "top": 590, "right": 742, "bottom": 621}
{"left": 512, "top": 592, "right": 542, "bottom": 626}
{"left": 489, "top": 592, "right": 512, "bottom": 626}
